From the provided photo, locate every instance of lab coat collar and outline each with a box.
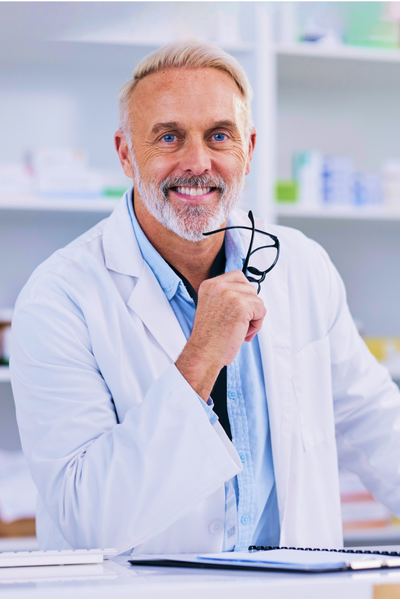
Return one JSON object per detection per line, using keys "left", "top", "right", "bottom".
{"left": 103, "top": 189, "right": 143, "bottom": 278}
{"left": 103, "top": 189, "right": 187, "bottom": 361}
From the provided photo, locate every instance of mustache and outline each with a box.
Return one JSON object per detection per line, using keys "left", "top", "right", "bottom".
{"left": 160, "top": 174, "right": 227, "bottom": 197}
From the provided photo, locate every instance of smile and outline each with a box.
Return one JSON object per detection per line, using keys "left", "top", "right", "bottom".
{"left": 172, "top": 186, "right": 214, "bottom": 197}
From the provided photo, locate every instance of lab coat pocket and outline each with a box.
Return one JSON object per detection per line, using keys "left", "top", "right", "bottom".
{"left": 292, "top": 336, "right": 335, "bottom": 451}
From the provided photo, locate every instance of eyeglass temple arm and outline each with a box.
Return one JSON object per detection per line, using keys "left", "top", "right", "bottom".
{"left": 203, "top": 225, "right": 279, "bottom": 243}
{"left": 241, "top": 210, "right": 255, "bottom": 275}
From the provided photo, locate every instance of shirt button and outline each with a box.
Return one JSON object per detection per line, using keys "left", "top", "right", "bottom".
{"left": 228, "top": 391, "right": 236, "bottom": 400}
{"left": 239, "top": 452, "right": 246, "bottom": 464}
{"left": 241, "top": 514, "right": 250, "bottom": 525}
{"left": 209, "top": 519, "right": 224, "bottom": 535}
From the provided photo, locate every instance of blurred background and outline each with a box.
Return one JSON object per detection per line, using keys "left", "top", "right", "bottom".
{"left": 0, "top": 1, "right": 399, "bottom": 549}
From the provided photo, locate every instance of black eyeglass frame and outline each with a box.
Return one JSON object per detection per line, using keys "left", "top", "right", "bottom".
{"left": 203, "top": 210, "right": 280, "bottom": 294}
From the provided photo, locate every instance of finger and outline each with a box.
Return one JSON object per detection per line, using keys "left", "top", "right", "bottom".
{"left": 208, "top": 269, "right": 254, "bottom": 288}
{"left": 245, "top": 319, "right": 264, "bottom": 342}
{"left": 244, "top": 305, "right": 266, "bottom": 341}
{"left": 200, "top": 277, "right": 258, "bottom": 299}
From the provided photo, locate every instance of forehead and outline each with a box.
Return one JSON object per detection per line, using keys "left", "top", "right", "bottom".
{"left": 129, "top": 67, "right": 246, "bottom": 131}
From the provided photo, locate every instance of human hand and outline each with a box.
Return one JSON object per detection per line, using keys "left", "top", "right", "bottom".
{"left": 175, "top": 270, "right": 266, "bottom": 401}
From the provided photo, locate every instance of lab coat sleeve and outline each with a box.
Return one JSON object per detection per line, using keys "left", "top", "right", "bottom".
{"left": 10, "top": 290, "right": 241, "bottom": 553}
{"left": 315, "top": 242, "right": 400, "bottom": 515}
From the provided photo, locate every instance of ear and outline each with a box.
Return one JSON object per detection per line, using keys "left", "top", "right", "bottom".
{"left": 114, "top": 130, "right": 134, "bottom": 179}
{"left": 244, "top": 127, "right": 256, "bottom": 176}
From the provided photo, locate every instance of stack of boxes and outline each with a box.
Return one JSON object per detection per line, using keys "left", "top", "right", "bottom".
{"left": 0, "top": 147, "right": 130, "bottom": 202}
{"left": 276, "top": 151, "right": 400, "bottom": 211}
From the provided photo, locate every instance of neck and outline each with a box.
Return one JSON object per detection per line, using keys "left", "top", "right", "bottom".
{"left": 134, "top": 194, "right": 226, "bottom": 293}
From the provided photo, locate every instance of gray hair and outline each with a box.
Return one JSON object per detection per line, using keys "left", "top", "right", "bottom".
{"left": 118, "top": 38, "right": 253, "bottom": 140}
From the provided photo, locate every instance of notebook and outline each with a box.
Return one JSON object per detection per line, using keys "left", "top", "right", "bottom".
{"left": 129, "top": 546, "right": 400, "bottom": 574}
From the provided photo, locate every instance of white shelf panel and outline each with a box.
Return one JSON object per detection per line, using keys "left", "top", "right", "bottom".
{"left": 0, "top": 366, "right": 10, "bottom": 382}
{"left": 344, "top": 525, "right": 400, "bottom": 544}
{"left": 276, "top": 205, "right": 400, "bottom": 221}
{"left": 0, "top": 196, "right": 118, "bottom": 213}
{"left": 275, "top": 43, "right": 400, "bottom": 64}
{"left": 385, "top": 365, "right": 400, "bottom": 381}
{"left": 78, "top": 39, "right": 254, "bottom": 53}
{"left": 0, "top": 39, "right": 254, "bottom": 70}
{"left": 0, "top": 537, "right": 38, "bottom": 552}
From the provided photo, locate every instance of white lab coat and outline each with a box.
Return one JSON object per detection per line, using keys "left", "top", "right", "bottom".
{"left": 10, "top": 193, "right": 400, "bottom": 554}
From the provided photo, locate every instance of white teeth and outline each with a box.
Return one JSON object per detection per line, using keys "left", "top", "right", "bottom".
{"left": 176, "top": 187, "right": 211, "bottom": 196}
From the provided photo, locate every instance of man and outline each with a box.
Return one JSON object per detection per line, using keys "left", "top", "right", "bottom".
{"left": 11, "top": 40, "right": 400, "bottom": 555}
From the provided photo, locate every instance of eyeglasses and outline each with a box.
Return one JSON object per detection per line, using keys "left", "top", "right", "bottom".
{"left": 203, "top": 210, "right": 280, "bottom": 294}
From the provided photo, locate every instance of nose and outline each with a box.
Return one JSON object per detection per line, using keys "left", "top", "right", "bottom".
{"left": 178, "top": 137, "right": 212, "bottom": 176}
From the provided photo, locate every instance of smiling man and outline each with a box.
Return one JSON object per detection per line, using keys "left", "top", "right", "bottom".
{"left": 11, "top": 40, "right": 400, "bottom": 555}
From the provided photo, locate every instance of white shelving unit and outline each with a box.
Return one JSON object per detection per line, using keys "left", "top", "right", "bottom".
{"left": 0, "top": 196, "right": 118, "bottom": 213}
{"left": 0, "top": 2, "right": 275, "bottom": 455}
{"left": 344, "top": 526, "right": 400, "bottom": 548}
{"left": 276, "top": 42, "right": 400, "bottom": 63}
{"left": 1, "top": 3, "right": 400, "bottom": 546}
{"left": 275, "top": 38, "right": 400, "bottom": 340}
{"left": 276, "top": 205, "right": 400, "bottom": 221}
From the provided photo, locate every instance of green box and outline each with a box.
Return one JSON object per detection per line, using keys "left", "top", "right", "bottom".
{"left": 275, "top": 180, "right": 298, "bottom": 204}
{"left": 341, "top": 2, "right": 400, "bottom": 49}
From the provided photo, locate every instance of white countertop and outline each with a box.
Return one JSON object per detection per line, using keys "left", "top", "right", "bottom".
{"left": 1, "top": 550, "right": 400, "bottom": 599}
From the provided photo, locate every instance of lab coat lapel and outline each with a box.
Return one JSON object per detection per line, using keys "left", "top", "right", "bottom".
{"left": 127, "top": 263, "right": 187, "bottom": 363}
{"left": 103, "top": 191, "right": 187, "bottom": 362}
{"left": 257, "top": 254, "right": 292, "bottom": 528}
{"left": 103, "top": 191, "right": 143, "bottom": 277}
{"left": 234, "top": 210, "right": 292, "bottom": 529}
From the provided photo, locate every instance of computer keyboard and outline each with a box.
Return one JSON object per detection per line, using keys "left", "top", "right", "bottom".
{"left": 0, "top": 548, "right": 117, "bottom": 568}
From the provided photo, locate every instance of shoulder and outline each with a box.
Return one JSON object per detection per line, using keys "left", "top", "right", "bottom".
{"left": 15, "top": 192, "right": 142, "bottom": 310}
{"left": 15, "top": 218, "right": 108, "bottom": 309}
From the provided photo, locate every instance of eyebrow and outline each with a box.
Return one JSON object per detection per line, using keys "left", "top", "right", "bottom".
{"left": 151, "top": 122, "right": 181, "bottom": 134}
{"left": 151, "top": 120, "right": 239, "bottom": 136}
{"left": 209, "top": 120, "right": 238, "bottom": 131}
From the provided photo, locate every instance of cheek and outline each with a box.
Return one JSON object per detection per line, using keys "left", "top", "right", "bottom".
{"left": 218, "top": 145, "right": 248, "bottom": 176}
{"left": 136, "top": 146, "right": 176, "bottom": 176}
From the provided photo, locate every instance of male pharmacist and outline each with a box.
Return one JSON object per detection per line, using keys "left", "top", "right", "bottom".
{"left": 10, "top": 40, "right": 400, "bottom": 554}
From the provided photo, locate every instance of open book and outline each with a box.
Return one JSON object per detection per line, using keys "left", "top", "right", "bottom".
{"left": 129, "top": 547, "right": 400, "bottom": 574}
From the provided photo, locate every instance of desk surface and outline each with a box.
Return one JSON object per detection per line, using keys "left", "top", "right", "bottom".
{"left": 0, "top": 551, "right": 400, "bottom": 599}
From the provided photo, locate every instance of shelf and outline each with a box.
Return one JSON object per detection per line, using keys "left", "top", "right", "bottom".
{"left": 0, "top": 366, "right": 10, "bottom": 382}
{"left": 344, "top": 525, "right": 400, "bottom": 547}
{"left": 0, "top": 195, "right": 118, "bottom": 213}
{"left": 276, "top": 205, "right": 400, "bottom": 221}
{"left": 276, "top": 42, "right": 400, "bottom": 89}
{"left": 0, "top": 537, "right": 38, "bottom": 552}
{"left": 0, "top": 38, "right": 254, "bottom": 71}
{"left": 275, "top": 43, "right": 400, "bottom": 64}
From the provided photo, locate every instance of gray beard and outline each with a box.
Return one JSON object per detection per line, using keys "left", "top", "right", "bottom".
{"left": 131, "top": 157, "right": 244, "bottom": 242}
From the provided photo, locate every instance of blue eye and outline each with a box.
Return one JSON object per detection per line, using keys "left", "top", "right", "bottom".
{"left": 213, "top": 133, "right": 227, "bottom": 142}
{"left": 162, "top": 134, "right": 175, "bottom": 143}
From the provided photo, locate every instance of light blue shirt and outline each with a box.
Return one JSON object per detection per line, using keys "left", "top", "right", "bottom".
{"left": 127, "top": 194, "right": 280, "bottom": 551}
